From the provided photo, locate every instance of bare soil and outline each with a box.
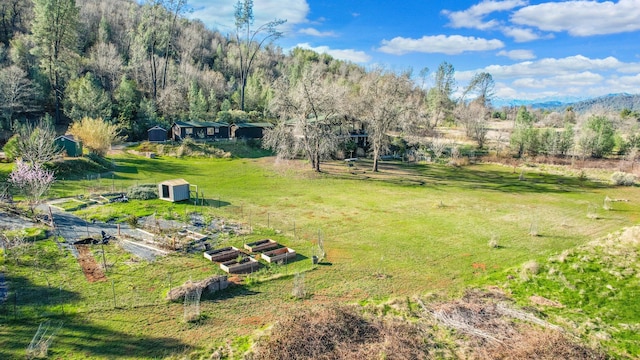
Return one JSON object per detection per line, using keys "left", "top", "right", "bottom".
{"left": 75, "top": 245, "right": 107, "bottom": 282}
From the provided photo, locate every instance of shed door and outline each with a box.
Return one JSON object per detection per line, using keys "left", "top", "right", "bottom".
{"left": 162, "top": 185, "right": 170, "bottom": 199}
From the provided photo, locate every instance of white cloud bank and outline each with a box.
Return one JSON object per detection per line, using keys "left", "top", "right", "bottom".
{"left": 459, "top": 54, "right": 640, "bottom": 100}
{"left": 378, "top": 35, "right": 504, "bottom": 55}
{"left": 512, "top": 0, "right": 640, "bottom": 36}
{"left": 442, "top": 0, "right": 528, "bottom": 30}
{"left": 497, "top": 49, "right": 536, "bottom": 60}
{"left": 299, "top": 27, "right": 337, "bottom": 37}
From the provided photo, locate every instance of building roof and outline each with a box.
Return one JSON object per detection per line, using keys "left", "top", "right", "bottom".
{"left": 54, "top": 135, "right": 79, "bottom": 143}
{"left": 160, "top": 178, "right": 190, "bottom": 186}
{"left": 232, "top": 122, "right": 274, "bottom": 129}
{"left": 147, "top": 125, "right": 167, "bottom": 132}
{"left": 173, "top": 120, "right": 229, "bottom": 128}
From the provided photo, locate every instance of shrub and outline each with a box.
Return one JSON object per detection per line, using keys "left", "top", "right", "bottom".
{"left": 611, "top": 171, "right": 636, "bottom": 186}
{"left": 2, "top": 135, "right": 19, "bottom": 161}
{"left": 126, "top": 184, "right": 158, "bottom": 200}
{"left": 520, "top": 260, "right": 540, "bottom": 281}
{"left": 69, "top": 117, "right": 122, "bottom": 156}
{"left": 125, "top": 214, "right": 139, "bottom": 228}
{"left": 488, "top": 235, "right": 499, "bottom": 249}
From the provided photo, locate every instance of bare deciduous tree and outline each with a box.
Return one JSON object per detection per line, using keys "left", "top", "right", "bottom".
{"left": 88, "top": 41, "right": 123, "bottom": 91}
{"left": 455, "top": 100, "right": 489, "bottom": 148}
{"left": 14, "top": 118, "right": 61, "bottom": 166}
{"left": 0, "top": 65, "right": 41, "bottom": 129}
{"left": 354, "top": 68, "right": 417, "bottom": 172}
{"left": 265, "top": 63, "right": 345, "bottom": 172}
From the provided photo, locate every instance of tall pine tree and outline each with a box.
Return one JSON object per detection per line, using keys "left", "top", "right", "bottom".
{"left": 31, "top": 0, "right": 79, "bottom": 124}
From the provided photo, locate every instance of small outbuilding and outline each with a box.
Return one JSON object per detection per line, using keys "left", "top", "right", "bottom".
{"left": 158, "top": 179, "right": 190, "bottom": 202}
{"left": 231, "top": 122, "right": 273, "bottom": 139}
{"left": 147, "top": 126, "right": 168, "bottom": 142}
{"left": 54, "top": 135, "right": 83, "bottom": 157}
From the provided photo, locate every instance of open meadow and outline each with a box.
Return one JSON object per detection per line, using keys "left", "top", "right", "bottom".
{"left": 1, "top": 151, "right": 639, "bottom": 358}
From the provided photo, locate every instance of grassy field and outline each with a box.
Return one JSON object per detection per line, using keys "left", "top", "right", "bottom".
{"left": 1, "top": 151, "right": 639, "bottom": 358}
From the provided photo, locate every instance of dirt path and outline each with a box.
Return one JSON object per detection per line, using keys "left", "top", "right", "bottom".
{"left": 76, "top": 245, "right": 107, "bottom": 282}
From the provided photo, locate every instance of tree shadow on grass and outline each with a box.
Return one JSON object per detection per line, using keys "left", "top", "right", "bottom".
{"left": 1, "top": 274, "right": 194, "bottom": 359}
{"left": 333, "top": 161, "right": 613, "bottom": 194}
{"left": 0, "top": 274, "right": 80, "bottom": 317}
{"left": 203, "top": 284, "right": 260, "bottom": 302}
{"left": 114, "top": 156, "right": 191, "bottom": 178}
{"left": 0, "top": 314, "right": 195, "bottom": 359}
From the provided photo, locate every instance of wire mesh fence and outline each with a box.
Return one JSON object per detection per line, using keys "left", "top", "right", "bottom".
{"left": 1, "top": 192, "right": 334, "bottom": 323}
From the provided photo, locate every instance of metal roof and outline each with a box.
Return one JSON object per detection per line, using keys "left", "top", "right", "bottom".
{"left": 54, "top": 135, "right": 79, "bottom": 143}
{"left": 232, "top": 122, "right": 274, "bottom": 128}
{"left": 160, "top": 178, "right": 190, "bottom": 186}
{"left": 173, "top": 120, "right": 229, "bottom": 127}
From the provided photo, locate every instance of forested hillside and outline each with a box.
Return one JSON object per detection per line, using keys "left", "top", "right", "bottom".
{"left": 0, "top": 0, "right": 364, "bottom": 141}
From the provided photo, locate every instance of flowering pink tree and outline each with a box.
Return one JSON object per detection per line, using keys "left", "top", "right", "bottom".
{"left": 8, "top": 160, "right": 55, "bottom": 213}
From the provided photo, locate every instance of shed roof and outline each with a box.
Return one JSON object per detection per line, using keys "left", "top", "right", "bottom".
{"left": 147, "top": 125, "right": 167, "bottom": 132}
{"left": 173, "top": 120, "right": 229, "bottom": 128}
{"left": 160, "top": 178, "right": 189, "bottom": 186}
{"left": 54, "top": 135, "right": 79, "bottom": 143}
{"left": 232, "top": 122, "right": 274, "bottom": 129}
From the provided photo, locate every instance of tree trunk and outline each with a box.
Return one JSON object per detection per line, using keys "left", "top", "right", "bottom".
{"left": 240, "top": 76, "right": 246, "bottom": 111}
{"left": 54, "top": 72, "right": 62, "bottom": 124}
{"left": 372, "top": 147, "right": 379, "bottom": 172}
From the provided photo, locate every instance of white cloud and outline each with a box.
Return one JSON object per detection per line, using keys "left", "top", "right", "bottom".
{"left": 188, "top": 0, "right": 309, "bottom": 33}
{"left": 615, "top": 73, "right": 640, "bottom": 87}
{"left": 497, "top": 49, "right": 536, "bottom": 60}
{"left": 378, "top": 35, "right": 504, "bottom": 55}
{"left": 461, "top": 55, "right": 640, "bottom": 101}
{"left": 501, "top": 26, "right": 548, "bottom": 42}
{"left": 299, "top": 27, "right": 337, "bottom": 37}
{"left": 512, "top": 72, "right": 604, "bottom": 88}
{"left": 467, "top": 55, "right": 624, "bottom": 78}
{"left": 296, "top": 43, "right": 371, "bottom": 63}
{"left": 442, "top": 0, "right": 528, "bottom": 30}
{"left": 512, "top": 0, "right": 640, "bottom": 36}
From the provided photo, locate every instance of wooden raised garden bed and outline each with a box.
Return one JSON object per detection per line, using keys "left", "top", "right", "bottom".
{"left": 261, "top": 247, "right": 296, "bottom": 263}
{"left": 244, "top": 239, "right": 278, "bottom": 253}
{"left": 219, "top": 256, "right": 259, "bottom": 274}
{"left": 203, "top": 246, "right": 241, "bottom": 262}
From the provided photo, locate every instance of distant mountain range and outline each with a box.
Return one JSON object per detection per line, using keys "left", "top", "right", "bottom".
{"left": 493, "top": 93, "right": 640, "bottom": 113}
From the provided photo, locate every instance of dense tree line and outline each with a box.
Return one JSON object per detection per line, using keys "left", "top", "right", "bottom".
{"left": 0, "top": 0, "right": 638, "bottom": 170}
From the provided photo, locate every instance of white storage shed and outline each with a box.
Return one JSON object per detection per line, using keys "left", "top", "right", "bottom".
{"left": 158, "top": 179, "right": 190, "bottom": 202}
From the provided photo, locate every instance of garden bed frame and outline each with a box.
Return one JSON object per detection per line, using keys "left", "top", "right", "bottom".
{"left": 219, "top": 256, "right": 259, "bottom": 274}
{"left": 261, "top": 247, "right": 296, "bottom": 263}
{"left": 203, "top": 246, "right": 241, "bottom": 262}
{"left": 244, "top": 239, "right": 278, "bottom": 253}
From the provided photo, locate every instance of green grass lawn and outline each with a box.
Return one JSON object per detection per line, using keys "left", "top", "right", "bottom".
{"left": 2, "top": 153, "right": 639, "bottom": 359}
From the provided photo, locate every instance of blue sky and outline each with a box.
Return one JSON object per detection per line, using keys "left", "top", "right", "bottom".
{"left": 187, "top": 0, "right": 640, "bottom": 102}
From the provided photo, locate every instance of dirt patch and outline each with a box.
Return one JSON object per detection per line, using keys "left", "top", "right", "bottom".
{"left": 76, "top": 245, "right": 107, "bottom": 282}
{"left": 240, "top": 316, "right": 265, "bottom": 326}
{"left": 530, "top": 295, "right": 565, "bottom": 308}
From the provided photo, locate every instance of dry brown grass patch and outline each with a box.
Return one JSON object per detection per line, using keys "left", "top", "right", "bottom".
{"left": 420, "top": 289, "right": 605, "bottom": 360}
{"left": 251, "top": 305, "right": 433, "bottom": 360}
